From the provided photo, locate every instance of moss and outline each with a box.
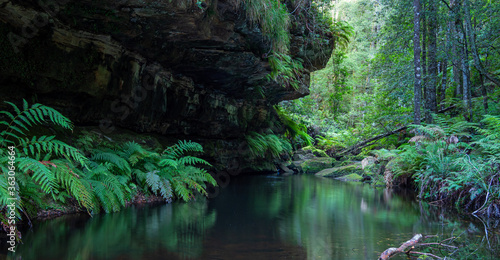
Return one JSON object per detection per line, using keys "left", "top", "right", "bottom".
{"left": 336, "top": 173, "right": 363, "bottom": 182}
{"left": 315, "top": 163, "right": 362, "bottom": 177}
{"left": 300, "top": 157, "right": 336, "bottom": 174}
{"left": 302, "top": 146, "right": 329, "bottom": 157}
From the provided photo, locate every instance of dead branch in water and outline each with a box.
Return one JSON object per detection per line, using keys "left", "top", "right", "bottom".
{"left": 379, "top": 234, "right": 458, "bottom": 259}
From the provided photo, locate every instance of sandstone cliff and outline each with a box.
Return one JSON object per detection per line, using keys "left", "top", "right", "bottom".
{"left": 0, "top": 0, "right": 333, "bottom": 171}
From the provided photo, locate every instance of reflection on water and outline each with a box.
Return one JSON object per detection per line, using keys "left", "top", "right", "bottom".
{"left": 9, "top": 175, "right": 500, "bottom": 259}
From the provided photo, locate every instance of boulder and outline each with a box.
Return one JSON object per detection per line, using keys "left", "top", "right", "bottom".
{"left": 336, "top": 173, "right": 364, "bottom": 182}
{"left": 300, "top": 157, "right": 337, "bottom": 174}
{"left": 315, "top": 163, "right": 363, "bottom": 177}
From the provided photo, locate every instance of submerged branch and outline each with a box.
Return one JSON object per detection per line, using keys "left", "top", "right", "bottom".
{"left": 379, "top": 234, "right": 459, "bottom": 259}
{"left": 379, "top": 234, "right": 423, "bottom": 260}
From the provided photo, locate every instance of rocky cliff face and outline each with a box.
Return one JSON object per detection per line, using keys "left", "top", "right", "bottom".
{"left": 0, "top": 0, "right": 332, "bottom": 171}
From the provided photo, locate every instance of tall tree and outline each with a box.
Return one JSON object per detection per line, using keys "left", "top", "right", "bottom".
{"left": 458, "top": 17, "right": 472, "bottom": 120}
{"left": 450, "top": 0, "right": 462, "bottom": 98}
{"left": 463, "top": 0, "right": 500, "bottom": 88}
{"left": 426, "top": 0, "right": 438, "bottom": 122}
{"left": 421, "top": 0, "right": 427, "bottom": 103}
{"left": 413, "top": 0, "right": 422, "bottom": 124}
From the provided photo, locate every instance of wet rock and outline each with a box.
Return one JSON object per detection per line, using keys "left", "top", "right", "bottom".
{"left": 335, "top": 173, "right": 363, "bottom": 182}
{"left": 315, "top": 163, "right": 363, "bottom": 177}
{"left": 300, "top": 157, "right": 337, "bottom": 174}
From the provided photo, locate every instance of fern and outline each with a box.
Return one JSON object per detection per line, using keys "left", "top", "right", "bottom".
{"left": 91, "top": 151, "right": 131, "bottom": 176}
{"left": 51, "top": 160, "right": 94, "bottom": 211}
{"left": 1, "top": 100, "right": 73, "bottom": 145}
{"left": 275, "top": 106, "right": 313, "bottom": 146}
{"left": 163, "top": 140, "right": 204, "bottom": 159}
{"left": 245, "top": 132, "right": 291, "bottom": 159}
{"left": 16, "top": 157, "right": 57, "bottom": 194}
{"left": 0, "top": 100, "right": 90, "bottom": 225}
{"left": 144, "top": 171, "right": 174, "bottom": 202}
{"left": 19, "top": 137, "right": 88, "bottom": 167}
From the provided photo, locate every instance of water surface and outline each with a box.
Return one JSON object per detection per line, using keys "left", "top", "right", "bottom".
{"left": 11, "top": 175, "right": 500, "bottom": 259}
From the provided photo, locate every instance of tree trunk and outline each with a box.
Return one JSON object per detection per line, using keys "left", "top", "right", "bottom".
{"left": 441, "top": 60, "right": 448, "bottom": 110}
{"left": 463, "top": 0, "right": 500, "bottom": 87}
{"left": 451, "top": 2, "right": 462, "bottom": 98}
{"left": 440, "top": 4, "right": 455, "bottom": 109}
{"left": 480, "top": 73, "right": 488, "bottom": 113}
{"left": 421, "top": 0, "right": 427, "bottom": 107}
{"left": 413, "top": 0, "right": 422, "bottom": 124}
{"left": 426, "top": 0, "right": 438, "bottom": 122}
{"left": 459, "top": 22, "right": 472, "bottom": 121}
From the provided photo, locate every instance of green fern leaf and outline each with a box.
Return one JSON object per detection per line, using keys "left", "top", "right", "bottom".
{"left": 5, "top": 101, "right": 21, "bottom": 115}
{"left": 0, "top": 111, "right": 15, "bottom": 122}
{"left": 177, "top": 156, "right": 211, "bottom": 167}
{"left": 17, "top": 157, "right": 56, "bottom": 194}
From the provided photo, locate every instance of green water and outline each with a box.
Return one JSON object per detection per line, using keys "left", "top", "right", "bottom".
{"left": 10, "top": 175, "right": 500, "bottom": 259}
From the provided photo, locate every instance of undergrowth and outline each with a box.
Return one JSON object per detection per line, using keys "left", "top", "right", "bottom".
{"left": 374, "top": 115, "right": 500, "bottom": 217}
{"left": 0, "top": 100, "right": 217, "bottom": 234}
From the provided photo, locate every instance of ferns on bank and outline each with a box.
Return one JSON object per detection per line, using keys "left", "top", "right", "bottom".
{"left": 0, "top": 100, "right": 218, "bottom": 227}
{"left": 0, "top": 100, "right": 89, "bottom": 223}
{"left": 385, "top": 118, "right": 500, "bottom": 215}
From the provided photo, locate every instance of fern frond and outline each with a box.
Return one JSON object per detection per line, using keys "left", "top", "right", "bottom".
{"left": 171, "top": 178, "right": 192, "bottom": 202}
{"left": 246, "top": 132, "right": 268, "bottom": 157}
{"left": 91, "top": 151, "right": 131, "bottom": 175}
{"left": 158, "top": 179, "right": 173, "bottom": 202}
{"left": 19, "top": 137, "right": 88, "bottom": 167}
{"left": 145, "top": 170, "right": 161, "bottom": 193}
{"left": 103, "top": 175, "right": 127, "bottom": 206}
{"left": 176, "top": 156, "right": 211, "bottom": 167}
{"left": 159, "top": 158, "right": 178, "bottom": 169}
{"left": 164, "top": 140, "right": 204, "bottom": 159}
{"left": 52, "top": 160, "right": 94, "bottom": 210}
{"left": 3, "top": 100, "right": 74, "bottom": 136}
{"left": 89, "top": 180, "right": 121, "bottom": 213}
{"left": 17, "top": 157, "right": 56, "bottom": 194}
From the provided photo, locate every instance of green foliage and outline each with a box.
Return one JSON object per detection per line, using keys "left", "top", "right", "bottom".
{"left": 0, "top": 100, "right": 218, "bottom": 229}
{"left": 245, "top": 131, "right": 292, "bottom": 159}
{"left": 382, "top": 118, "right": 500, "bottom": 215}
{"left": 0, "top": 100, "right": 89, "bottom": 223}
{"left": 274, "top": 106, "right": 313, "bottom": 147}
{"left": 267, "top": 53, "right": 304, "bottom": 90}
{"left": 245, "top": 0, "right": 290, "bottom": 54}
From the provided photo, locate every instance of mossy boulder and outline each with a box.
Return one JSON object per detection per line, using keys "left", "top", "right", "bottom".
{"left": 315, "top": 163, "right": 363, "bottom": 177}
{"left": 301, "top": 146, "right": 329, "bottom": 158}
{"left": 300, "top": 157, "right": 337, "bottom": 174}
{"left": 336, "top": 173, "right": 363, "bottom": 182}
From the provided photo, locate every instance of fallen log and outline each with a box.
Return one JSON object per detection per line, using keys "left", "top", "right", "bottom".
{"left": 379, "top": 234, "right": 423, "bottom": 260}
{"left": 338, "top": 105, "right": 457, "bottom": 156}
{"left": 338, "top": 126, "right": 408, "bottom": 155}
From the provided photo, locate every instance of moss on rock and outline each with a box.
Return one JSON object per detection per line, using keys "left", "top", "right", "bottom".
{"left": 315, "top": 163, "right": 363, "bottom": 177}
{"left": 336, "top": 173, "right": 363, "bottom": 182}
{"left": 300, "top": 157, "right": 336, "bottom": 174}
{"left": 302, "top": 146, "right": 329, "bottom": 157}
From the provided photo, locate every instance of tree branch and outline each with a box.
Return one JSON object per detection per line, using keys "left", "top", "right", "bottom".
{"left": 379, "top": 234, "right": 423, "bottom": 260}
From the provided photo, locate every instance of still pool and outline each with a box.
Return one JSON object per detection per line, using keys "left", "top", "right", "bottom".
{"left": 10, "top": 175, "right": 500, "bottom": 259}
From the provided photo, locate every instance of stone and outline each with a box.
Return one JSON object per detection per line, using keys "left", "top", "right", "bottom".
{"left": 315, "top": 163, "right": 363, "bottom": 177}
{"left": 335, "top": 173, "right": 364, "bottom": 182}
{"left": 300, "top": 157, "right": 337, "bottom": 174}
{"left": 302, "top": 146, "right": 329, "bottom": 158}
